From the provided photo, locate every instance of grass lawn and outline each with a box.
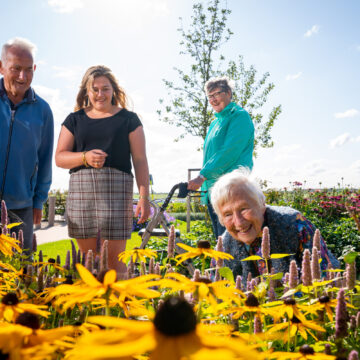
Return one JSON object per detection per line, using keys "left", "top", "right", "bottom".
{"left": 37, "top": 220, "right": 190, "bottom": 266}
{"left": 37, "top": 232, "right": 143, "bottom": 265}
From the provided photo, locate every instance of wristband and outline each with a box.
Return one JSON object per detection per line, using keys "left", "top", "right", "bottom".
{"left": 139, "top": 195, "right": 150, "bottom": 200}
{"left": 82, "top": 151, "right": 89, "bottom": 167}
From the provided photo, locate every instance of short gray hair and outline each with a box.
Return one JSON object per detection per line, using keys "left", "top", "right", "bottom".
{"left": 1, "top": 37, "right": 37, "bottom": 63}
{"left": 210, "top": 168, "right": 266, "bottom": 223}
{"left": 204, "top": 76, "right": 234, "bottom": 96}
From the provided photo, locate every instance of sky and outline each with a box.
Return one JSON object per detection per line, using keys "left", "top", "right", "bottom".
{"left": 1, "top": 0, "right": 359, "bottom": 192}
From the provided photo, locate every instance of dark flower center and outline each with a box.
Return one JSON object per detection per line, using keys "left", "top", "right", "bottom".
{"left": 197, "top": 276, "right": 212, "bottom": 284}
{"left": 48, "top": 258, "right": 56, "bottom": 264}
{"left": 64, "top": 275, "right": 74, "bottom": 285}
{"left": 197, "top": 240, "right": 211, "bottom": 249}
{"left": 299, "top": 345, "right": 315, "bottom": 355}
{"left": 154, "top": 296, "right": 196, "bottom": 336}
{"left": 283, "top": 298, "right": 296, "bottom": 305}
{"left": 245, "top": 293, "right": 260, "bottom": 307}
{"left": 15, "top": 311, "right": 40, "bottom": 330}
{"left": 319, "top": 295, "right": 330, "bottom": 303}
{"left": 2, "top": 292, "right": 19, "bottom": 305}
{"left": 291, "top": 315, "right": 302, "bottom": 324}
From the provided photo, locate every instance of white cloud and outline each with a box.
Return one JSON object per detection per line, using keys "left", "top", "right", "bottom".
{"left": 304, "top": 25, "right": 320, "bottom": 38}
{"left": 286, "top": 72, "right": 302, "bottom": 81}
{"left": 350, "top": 160, "right": 360, "bottom": 172}
{"left": 330, "top": 133, "right": 351, "bottom": 148}
{"left": 47, "top": 0, "right": 83, "bottom": 13}
{"left": 33, "top": 84, "right": 71, "bottom": 128}
{"left": 304, "top": 160, "right": 326, "bottom": 176}
{"left": 334, "top": 108, "right": 359, "bottom": 119}
{"left": 52, "top": 65, "right": 83, "bottom": 82}
{"left": 274, "top": 144, "right": 301, "bottom": 161}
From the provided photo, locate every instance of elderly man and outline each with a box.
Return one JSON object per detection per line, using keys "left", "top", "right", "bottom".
{"left": 0, "top": 38, "right": 54, "bottom": 253}
{"left": 210, "top": 169, "right": 339, "bottom": 283}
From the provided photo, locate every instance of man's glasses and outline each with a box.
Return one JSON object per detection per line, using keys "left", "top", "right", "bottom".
{"left": 207, "top": 91, "right": 224, "bottom": 101}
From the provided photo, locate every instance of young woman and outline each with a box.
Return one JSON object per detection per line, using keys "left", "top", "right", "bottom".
{"left": 55, "top": 65, "right": 150, "bottom": 278}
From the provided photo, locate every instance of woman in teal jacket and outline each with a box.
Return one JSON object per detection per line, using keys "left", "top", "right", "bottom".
{"left": 188, "top": 77, "right": 254, "bottom": 239}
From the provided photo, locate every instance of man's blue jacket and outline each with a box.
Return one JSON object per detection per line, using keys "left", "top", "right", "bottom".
{"left": 0, "top": 78, "right": 54, "bottom": 210}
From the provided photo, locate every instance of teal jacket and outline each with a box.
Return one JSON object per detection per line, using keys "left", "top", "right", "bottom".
{"left": 200, "top": 102, "right": 254, "bottom": 204}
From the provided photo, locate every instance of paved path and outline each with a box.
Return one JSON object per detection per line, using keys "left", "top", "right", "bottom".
{"left": 34, "top": 222, "right": 72, "bottom": 245}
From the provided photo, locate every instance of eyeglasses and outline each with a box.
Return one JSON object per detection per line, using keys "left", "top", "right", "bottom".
{"left": 207, "top": 91, "right": 224, "bottom": 101}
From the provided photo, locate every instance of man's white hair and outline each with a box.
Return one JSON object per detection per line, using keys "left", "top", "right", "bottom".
{"left": 210, "top": 168, "right": 266, "bottom": 224}
{"left": 1, "top": 37, "right": 37, "bottom": 63}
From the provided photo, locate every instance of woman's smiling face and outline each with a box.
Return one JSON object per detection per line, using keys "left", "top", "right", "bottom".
{"left": 218, "top": 187, "right": 265, "bottom": 245}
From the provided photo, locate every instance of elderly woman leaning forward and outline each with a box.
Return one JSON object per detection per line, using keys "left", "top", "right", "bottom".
{"left": 211, "top": 169, "right": 339, "bottom": 284}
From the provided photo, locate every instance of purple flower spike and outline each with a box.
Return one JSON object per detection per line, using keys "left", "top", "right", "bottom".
{"left": 335, "top": 288, "right": 348, "bottom": 339}
{"left": 64, "top": 250, "right": 71, "bottom": 271}
{"left": 235, "top": 275, "right": 242, "bottom": 291}
{"left": 96, "top": 229, "right": 101, "bottom": 254}
{"left": 216, "top": 236, "right": 224, "bottom": 268}
{"left": 85, "top": 250, "right": 93, "bottom": 273}
{"left": 192, "top": 269, "right": 201, "bottom": 282}
{"left": 346, "top": 262, "right": 356, "bottom": 290}
{"left": 167, "top": 225, "right": 175, "bottom": 259}
{"left": 301, "top": 249, "right": 312, "bottom": 286}
{"left": 32, "top": 233, "right": 37, "bottom": 253}
{"left": 311, "top": 246, "right": 321, "bottom": 281}
{"left": 254, "top": 315, "right": 262, "bottom": 334}
{"left": 18, "top": 230, "right": 24, "bottom": 250}
{"left": 289, "top": 260, "right": 298, "bottom": 289}
{"left": 261, "top": 226, "right": 270, "bottom": 260}
{"left": 313, "top": 229, "right": 321, "bottom": 252}
{"left": 149, "top": 257, "right": 155, "bottom": 274}
{"left": 100, "top": 240, "right": 108, "bottom": 272}
{"left": 1, "top": 200, "right": 8, "bottom": 226}
{"left": 324, "top": 343, "right": 331, "bottom": 355}
{"left": 348, "top": 351, "right": 359, "bottom": 360}
{"left": 71, "top": 240, "right": 77, "bottom": 271}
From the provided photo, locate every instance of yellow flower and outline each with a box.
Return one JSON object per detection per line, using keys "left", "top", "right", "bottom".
{"left": 0, "top": 292, "right": 49, "bottom": 322}
{"left": 300, "top": 295, "right": 337, "bottom": 321}
{"left": 160, "top": 273, "right": 243, "bottom": 308}
{"left": 175, "top": 240, "right": 233, "bottom": 265}
{"left": 263, "top": 298, "right": 308, "bottom": 323}
{"left": 267, "top": 315, "right": 325, "bottom": 343}
{"left": 65, "top": 297, "right": 261, "bottom": 360}
{"left": 268, "top": 344, "right": 335, "bottom": 359}
{"left": 48, "top": 264, "right": 160, "bottom": 313}
{"left": 118, "top": 248, "right": 158, "bottom": 264}
{"left": 0, "top": 233, "right": 21, "bottom": 256}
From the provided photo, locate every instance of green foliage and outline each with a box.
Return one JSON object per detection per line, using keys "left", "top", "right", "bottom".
{"left": 158, "top": 0, "right": 281, "bottom": 153}
{"left": 42, "top": 189, "right": 68, "bottom": 219}
{"left": 264, "top": 184, "right": 360, "bottom": 271}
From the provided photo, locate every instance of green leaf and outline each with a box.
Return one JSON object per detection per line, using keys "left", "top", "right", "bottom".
{"left": 343, "top": 252, "right": 359, "bottom": 264}
{"left": 281, "top": 289, "right": 297, "bottom": 298}
{"left": 264, "top": 272, "right": 283, "bottom": 281}
{"left": 218, "top": 267, "right": 234, "bottom": 283}
{"left": 241, "top": 255, "right": 263, "bottom": 261}
{"left": 270, "top": 253, "right": 293, "bottom": 259}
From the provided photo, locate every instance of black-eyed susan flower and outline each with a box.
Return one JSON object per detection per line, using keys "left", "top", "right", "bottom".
{"left": 0, "top": 292, "right": 49, "bottom": 322}
{"left": 301, "top": 295, "right": 338, "bottom": 321}
{"left": 0, "top": 233, "right": 21, "bottom": 256}
{"left": 175, "top": 240, "right": 233, "bottom": 273}
{"left": 65, "top": 297, "right": 261, "bottom": 360}
{"left": 47, "top": 264, "right": 160, "bottom": 314}
{"left": 118, "top": 248, "right": 158, "bottom": 264}
{"left": 267, "top": 314, "right": 325, "bottom": 343}
{"left": 269, "top": 344, "right": 335, "bottom": 359}
{"left": 263, "top": 298, "right": 308, "bottom": 323}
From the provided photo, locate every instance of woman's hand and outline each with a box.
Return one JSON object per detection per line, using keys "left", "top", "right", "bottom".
{"left": 135, "top": 198, "right": 150, "bottom": 223}
{"left": 85, "top": 149, "right": 108, "bottom": 168}
{"left": 187, "top": 175, "right": 205, "bottom": 191}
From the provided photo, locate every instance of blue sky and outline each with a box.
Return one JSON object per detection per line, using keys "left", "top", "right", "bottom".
{"left": 2, "top": 0, "right": 359, "bottom": 191}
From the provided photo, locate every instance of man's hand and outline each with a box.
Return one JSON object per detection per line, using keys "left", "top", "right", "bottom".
{"left": 33, "top": 208, "right": 42, "bottom": 225}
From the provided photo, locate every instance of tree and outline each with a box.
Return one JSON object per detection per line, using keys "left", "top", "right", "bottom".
{"left": 157, "top": 0, "right": 281, "bottom": 154}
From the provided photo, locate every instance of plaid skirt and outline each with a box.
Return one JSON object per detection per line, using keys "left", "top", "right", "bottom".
{"left": 66, "top": 167, "right": 133, "bottom": 240}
